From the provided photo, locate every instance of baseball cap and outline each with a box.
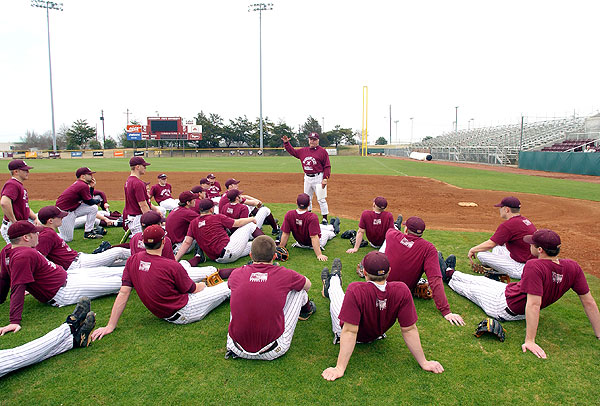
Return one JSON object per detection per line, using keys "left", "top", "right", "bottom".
{"left": 362, "top": 251, "right": 390, "bottom": 276}
{"left": 38, "top": 206, "right": 68, "bottom": 224}
{"left": 297, "top": 193, "right": 310, "bottom": 208}
{"left": 524, "top": 229, "right": 561, "bottom": 251}
{"left": 404, "top": 216, "right": 426, "bottom": 234}
{"left": 140, "top": 211, "right": 163, "bottom": 227}
{"left": 374, "top": 196, "right": 388, "bottom": 209}
{"left": 494, "top": 196, "right": 521, "bottom": 209}
{"left": 225, "top": 178, "right": 241, "bottom": 188}
{"left": 179, "top": 190, "right": 199, "bottom": 203}
{"left": 206, "top": 173, "right": 216, "bottom": 179}
{"left": 8, "top": 159, "right": 33, "bottom": 171}
{"left": 198, "top": 198, "right": 214, "bottom": 211}
{"left": 7, "top": 220, "right": 44, "bottom": 240}
{"left": 157, "top": 173, "right": 167, "bottom": 179}
{"left": 129, "top": 156, "right": 150, "bottom": 167}
{"left": 308, "top": 132, "right": 319, "bottom": 139}
{"left": 199, "top": 178, "right": 210, "bottom": 185}
{"left": 75, "top": 167, "right": 95, "bottom": 178}
{"left": 190, "top": 186, "right": 204, "bottom": 194}
{"left": 226, "top": 189, "right": 243, "bottom": 201}
{"left": 143, "top": 224, "right": 165, "bottom": 244}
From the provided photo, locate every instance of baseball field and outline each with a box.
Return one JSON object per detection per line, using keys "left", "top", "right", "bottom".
{"left": 1, "top": 155, "right": 599, "bottom": 405}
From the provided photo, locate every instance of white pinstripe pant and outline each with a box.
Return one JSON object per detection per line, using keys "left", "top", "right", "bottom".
{"left": 67, "top": 248, "right": 131, "bottom": 271}
{"left": 0, "top": 323, "right": 73, "bottom": 378}
{"left": 226, "top": 289, "right": 308, "bottom": 360}
{"left": 477, "top": 245, "right": 525, "bottom": 279}
{"left": 254, "top": 206, "right": 271, "bottom": 228}
{"left": 291, "top": 224, "right": 336, "bottom": 250}
{"left": 74, "top": 210, "right": 109, "bottom": 229}
{"left": 448, "top": 271, "right": 524, "bottom": 321}
{"left": 58, "top": 204, "right": 98, "bottom": 242}
{"left": 304, "top": 173, "right": 328, "bottom": 215}
{"left": 1, "top": 220, "right": 13, "bottom": 245}
{"left": 178, "top": 262, "right": 217, "bottom": 282}
{"left": 159, "top": 198, "right": 179, "bottom": 212}
{"left": 50, "top": 267, "right": 124, "bottom": 306}
{"left": 166, "top": 282, "right": 231, "bottom": 325}
{"left": 216, "top": 223, "right": 257, "bottom": 264}
{"left": 327, "top": 275, "right": 344, "bottom": 340}
{"left": 126, "top": 215, "right": 143, "bottom": 236}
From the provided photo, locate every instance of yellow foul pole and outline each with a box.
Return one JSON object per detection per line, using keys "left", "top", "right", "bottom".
{"left": 362, "top": 86, "right": 368, "bottom": 156}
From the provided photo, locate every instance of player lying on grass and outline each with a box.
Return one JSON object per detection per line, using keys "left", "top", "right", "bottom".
{"left": 321, "top": 253, "right": 444, "bottom": 381}
{"left": 447, "top": 229, "right": 600, "bottom": 358}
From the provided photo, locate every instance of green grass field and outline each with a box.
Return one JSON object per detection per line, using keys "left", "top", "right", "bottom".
{"left": 1, "top": 157, "right": 599, "bottom": 405}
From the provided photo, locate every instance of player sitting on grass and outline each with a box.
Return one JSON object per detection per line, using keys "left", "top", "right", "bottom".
{"left": 346, "top": 196, "right": 396, "bottom": 253}
{"left": 321, "top": 253, "right": 444, "bottom": 381}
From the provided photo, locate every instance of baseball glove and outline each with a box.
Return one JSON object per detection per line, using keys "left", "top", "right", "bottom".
{"left": 203, "top": 271, "right": 225, "bottom": 287}
{"left": 349, "top": 235, "right": 368, "bottom": 248}
{"left": 472, "top": 263, "right": 492, "bottom": 274}
{"left": 413, "top": 278, "right": 433, "bottom": 300}
{"left": 275, "top": 246, "right": 289, "bottom": 262}
{"left": 483, "top": 270, "right": 511, "bottom": 284}
{"left": 474, "top": 318, "right": 506, "bottom": 342}
{"left": 356, "top": 262, "right": 365, "bottom": 278}
{"left": 340, "top": 230, "right": 356, "bottom": 239}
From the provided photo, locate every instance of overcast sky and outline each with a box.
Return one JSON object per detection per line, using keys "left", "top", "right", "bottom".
{"left": 1, "top": 0, "right": 599, "bottom": 145}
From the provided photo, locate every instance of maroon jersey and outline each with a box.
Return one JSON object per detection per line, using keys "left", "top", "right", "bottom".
{"left": 129, "top": 232, "right": 175, "bottom": 260}
{"left": 56, "top": 180, "right": 93, "bottom": 211}
{"left": 165, "top": 206, "right": 198, "bottom": 244}
{"left": 490, "top": 215, "right": 537, "bottom": 263}
{"left": 219, "top": 194, "right": 246, "bottom": 213}
{"left": 281, "top": 209, "right": 321, "bottom": 247}
{"left": 383, "top": 229, "right": 450, "bottom": 316}
{"left": 36, "top": 227, "right": 78, "bottom": 270}
{"left": 228, "top": 263, "right": 306, "bottom": 352}
{"left": 338, "top": 281, "right": 418, "bottom": 343}
{"left": 0, "top": 245, "right": 67, "bottom": 324}
{"left": 222, "top": 203, "right": 249, "bottom": 220}
{"left": 186, "top": 214, "right": 235, "bottom": 260}
{"left": 122, "top": 252, "right": 196, "bottom": 319}
{"left": 205, "top": 181, "right": 222, "bottom": 199}
{"left": 150, "top": 183, "right": 173, "bottom": 204}
{"left": 283, "top": 142, "right": 331, "bottom": 178}
{"left": 1, "top": 178, "right": 30, "bottom": 222}
{"left": 358, "top": 210, "right": 395, "bottom": 247}
{"left": 505, "top": 258, "right": 589, "bottom": 315}
{"left": 124, "top": 176, "right": 151, "bottom": 216}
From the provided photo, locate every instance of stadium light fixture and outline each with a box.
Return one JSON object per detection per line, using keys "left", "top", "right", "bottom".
{"left": 31, "top": 0, "right": 63, "bottom": 152}
{"left": 248, "top": 3, "right": 273, "bottom": 152}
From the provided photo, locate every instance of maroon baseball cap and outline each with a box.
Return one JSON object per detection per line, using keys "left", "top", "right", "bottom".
{"left": 157, "top": 173, "right": 167, "bottom": 179}
{"left": 199, "top": 178, "right": 210, "bottom": 185}
{"left": 190, "top": 186, "right": 204, "bottom": 194}
{"left": 8, "top": 159, "right": 33, "bottom": 171}
{"left": 179, "top": 190, "right": 199, "bottom": 203}
{"left": 363, "top": 251, "right": 390, "bottom": 276}
{"left": 297, "top": 193, "right": 310, "bottom": 208}
{"left": 38, "top": 206, "right": 68, "bottom": 224}
{"left": 404, "top": 216, "right": 426, "bottom": 234}
{"left": 226, "top": 189, "right": 243, "bottom": 201}
{"left": 140, "top": 211, "right": 163, "bottom": 227}
{"left": 308, "top": 132, "right": 319, "bottom": 139}
{"left": 129, "top": 156, "right": 150, "bottom": 167}
{"left": 225, "top": 178, "right": 241, "bottom": 188}
{"left": 7, "top": 220, "right": 44, "bottom": 240}
{"left": 374, "top": 196, "right": 388, "bottom": 209}
{"left": 143, "top": 224, "right": 165, "bottom": 244}
{"left": 524, "top": 229, "right": 561, "bottom": 251}
{"left": 494, "top": 196, "right": 521, "bottom": 209}
{"left": 198, "top": 198, "right": 214, "bottom": 211}
{"left": 75, "top": 167, "right": 96, "bottom": 178}
{"left": 206, "top": 173, "right": 216, "bottom": 179}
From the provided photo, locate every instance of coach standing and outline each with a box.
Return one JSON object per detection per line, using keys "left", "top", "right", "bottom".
{"left": 125, "top": 157, "right": 161, "bottom": 236}
{"left": 0, "top": 160, "right": 39, "bottom": 245}
{"left": 282, "top": 132, "right": 331, "bottom": 225}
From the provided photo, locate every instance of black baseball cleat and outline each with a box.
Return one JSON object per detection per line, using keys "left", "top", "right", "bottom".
{"left": 395, "top": 214, "right": 403, "bottom": 229}
{"left": 330, "top": 217, "right": 341, "bottom": 234}
{"left": 445, "top": 254, "right": 457, "bottom": 270}
{"left": 321, "top": 218, "right": 328, "bottom": 226}
{"left": 298, "top": 300, "right": 316, "bottom": 321}
{"left": 275, "top": 229, "right": 283, "bottom": 245}
{"left": 94, "top": 225, "right": 107, "bottom": 236}
{"left": 224, "top": 350, "right": 239, "bottom": 360}
{"left": 271, "top": 227, "right": 281, "bottom": 236}
{"left": 92, "top": 241, "right": 111, "bottom": 255}
{"left": 84, "top": 231, "right": 103, "bottom": 240}
{"left": 73, "top": 311, "right": 95, "bottom": 348}
{"left": 115, "top": 217, "right": 124, "bottom": 227}
{"left": 194, "top": 246, "right": 207, "bottom": 264}
{"left": 321, "top": 267, "right": 331, "bottom": 299}
{"left": 66, "top": 297, "right": 91, "bottom": 334}
{"left": 331, "top": 258, "right": 342, "bottom": 282}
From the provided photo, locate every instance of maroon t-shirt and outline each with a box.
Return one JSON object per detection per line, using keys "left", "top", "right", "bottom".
{"left": 165, "top": 206, "right": 199, "bottom": 244}
{"left": 36, "top": 227, "right": 78, "bottom": 270}
{"left": 124, "top": 176, "right": 151, "bottom": 216}
{"left": 283, "top": 142, "right": 331, "bottom": 178}
{"left": 228, "top": 263, "right": 306, "bottom": 352}
{"left": 490, "top": 215, "right": 537, "bottom": 263}
{"left": 1, "top": 178, "right": 30, "bottom": 222}
{"left": 122, "top": 252, "right": 196, "bottom": 318}
{"left": 219, "top": 194, "right": 246, "bottom": 213}
{"left": 56, "top": 179, "right": 93, "bottom": 211}
{"left": 205, "top": 181, "right": 222, "bottom": 199}
{"left": 338, "top": 281, "right": 418, "bottom": 343}
{"left": 281, "top": 209, "right": 321, "bottom": 247}
{"left": 129, "top": 232, "right": 175, "bottom": 260}
{"left": 0, "top": 245, "right": 67, "bottom": 324}
{"left": 150, "top": 183, "right": 173, "bottom": 203}
{"left": 358, "top": 210, "right": 395, "bottom": 247}
{"left": 383, "top": 229, "right": 450, "bottom": 316}
{"left": 186, "top": 214, "right": 235, "bottom": 260}
{"left": 222, "top": 202, "right": 249, "bottom": 220}
{"left": 504, "top": 258, "right": 589, "bottom": 315}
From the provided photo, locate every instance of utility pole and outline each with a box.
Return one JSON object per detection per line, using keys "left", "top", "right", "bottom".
{"left": 394, "top": 120, "right": 399, "bottom": 143}
{"left": 455, "top": 106, "right": 459, "bottom": 133}
{"left": 100, "top": 109, "right": 105, "bottom": 148}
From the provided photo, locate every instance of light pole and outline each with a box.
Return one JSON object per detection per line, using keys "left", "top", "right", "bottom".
{"left": 322, "top": 117, "right": 325, "bottom": 133}
{"left": 468, "top": 118, "right": 474, "bottom": 130}
{"left": 409, "top": 117, "right": 414, "bottom": 145}
{"left": 100, "top": 109, "right": 105, "bottom": 148}
{"left": 31, "top": 0, "right": 63, "bottom": 152}
{"left": 249, "top": 3, "right": 273, "bottom": 152}
{"left": 455, "top": 106, "right": 459, "bottom": 133}
{"left": 394, "top": 120, "right": 399, "bottom": 143}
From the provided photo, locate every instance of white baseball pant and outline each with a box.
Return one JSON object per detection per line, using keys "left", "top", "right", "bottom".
{"left": 216, "top": 223, "right": 257, "bottom": 264}
{"left": 58, "top": 204, "right": 98, "bottom": 242}
{"left": 178, "top": 261, "right": 218, "bottom": 282}
{"left": 477, "top": 245, "right": 525, "bottom": 279}
{"left": 1, "top": 220, "right": 13, "bottom": 245}
{"left": 165, "top": 282, "right": 231, "bottom": 325}
{"left": 74, "top": 210, "right": 109, "bottom": 229}
{"left": 226, "top": 289, "right": 308, "bottom": 360}
{"left": 173, "top": 240, "right": 197, "bottom": 256}
{"left": 304, "top": 173, "right": 328, "bottom": 215}
{"left": 291, "top": 224, "right": 336, "bottom": 250}
{"left": 327, "top": 274, "right": 344, "bottom": 342}
{"left": 448, "top": 271, "right": 524, "bottom": 321}
{"left": 211, "top": 197, "right": 221, "bottom": 214}
{"left": 254, "top": 206, "right": 271, "bottom": 228}
{"left": 126, "top": 214, "right": 142, "bottom": 236}
{"left": 159, "top": 198, "right": 179, "bottom": 212}
{"left": 0, "top": 323, "right": 73, "bottom": 378}
{"left": 67, "top": 248, "right": 131, "bottom": 270}
{"left": 49, "top": 267, "right": 124, "bottom": 306}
